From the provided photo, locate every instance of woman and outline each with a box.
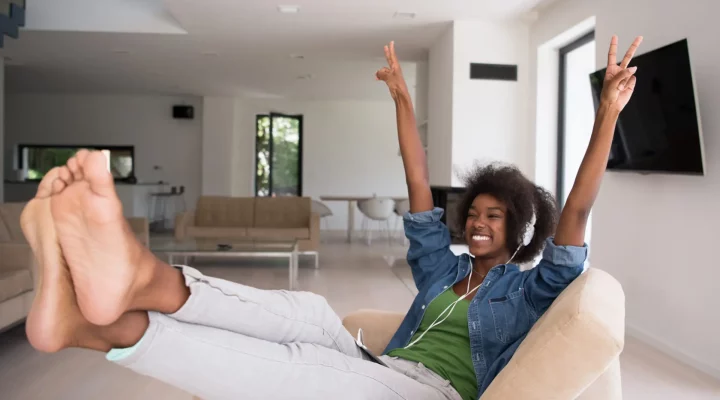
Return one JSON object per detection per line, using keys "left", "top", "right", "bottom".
{"left": 23, "top": 35, "right": 641, "bottom": 400}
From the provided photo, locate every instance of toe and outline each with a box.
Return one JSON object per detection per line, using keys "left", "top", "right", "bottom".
{"left": 67, "top": 156, "right": 84, "bottom": 182}
{"left": 37, "top": 167, "right": 62, "bottom": 198}
{"left": 51, "top": 177, "right": 67, "bottom": 195}
{"left": 83, "top": 151, "right": 116, "bottom": 198}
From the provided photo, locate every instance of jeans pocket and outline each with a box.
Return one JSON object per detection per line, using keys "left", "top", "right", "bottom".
{"left": 489, "top": 288, "right": 530, "bottom": 344}
{"left": 416, "top": 363, "right": 452, "bottom": 389}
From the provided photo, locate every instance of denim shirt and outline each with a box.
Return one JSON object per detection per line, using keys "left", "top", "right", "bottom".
{"left": 383, "top": 208, "right": 588, "bottom": 397}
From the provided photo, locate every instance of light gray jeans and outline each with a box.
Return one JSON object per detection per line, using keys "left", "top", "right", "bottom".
{"left": 110, "top": 266, "right": 463, "bottom": 400}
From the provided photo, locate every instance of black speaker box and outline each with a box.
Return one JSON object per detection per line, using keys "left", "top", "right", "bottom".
{"left": 173, "top": 105, "right": 195, "bottom": 119}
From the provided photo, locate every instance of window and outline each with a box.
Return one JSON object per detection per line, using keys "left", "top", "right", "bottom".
{"left": 255, "top": 113, "right": 303, "bottom": 197}
{"left": 557, "top": 31, "right": 595, "bottom": 242}
{"left": 17, "top": 145, "right": 135, "bottom": 181}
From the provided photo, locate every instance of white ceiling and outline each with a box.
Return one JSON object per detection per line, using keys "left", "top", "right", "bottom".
{"left": 1, "top": 0, "right": 549, "bottom": 100}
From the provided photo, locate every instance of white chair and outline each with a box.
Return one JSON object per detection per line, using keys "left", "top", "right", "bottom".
{"left": 311, "top": 200, "right": 333, "bottom": 232}
{"left": 393, "top": 199, "right": 410, "bottom": 245}
{"left": 357, "top": 197, "right": 395, "bottom": 245}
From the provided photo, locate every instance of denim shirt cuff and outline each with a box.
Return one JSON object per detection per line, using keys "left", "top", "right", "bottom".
{"left": 403, "top": 207, "right": 445, "bottom": 224}
{"left": 542, "top": 237, "right": 588, "bottom": 267}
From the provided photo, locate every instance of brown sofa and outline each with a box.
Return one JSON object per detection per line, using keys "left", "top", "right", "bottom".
{"left": 175, "top": 196, "right": 320, "bottom": 267}
{"left": 0, "top": 203, "right": 35, "bottom": 333}
{"left": 0, "top": 201, "right": 149, "bottom": 333}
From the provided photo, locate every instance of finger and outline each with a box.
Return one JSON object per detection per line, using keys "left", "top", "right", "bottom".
{"left": 618, "top": 77, "right": 629, "bottom": 91}
{"left": 390, "top": 41, "right": 398, "bottom": 67}
{"left": 620, "top": 36, "right": 643, "bottom": 68}
{"left": 607, "top": 35, "right": 618, "bottom": 66}
{"left": 384, "top": 45, "right": 392, "bottom": 66}
{"left": 376, "top": 67, "right": 390, "bottom": 81}
{"left": 611, "top": 66, "right": 637, "bottom": 87}
{"left": 625, "top": 75, "right": 637, "bottom": 91}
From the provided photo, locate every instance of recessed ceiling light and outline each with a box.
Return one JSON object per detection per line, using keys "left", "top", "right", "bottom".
{"left": 393, "top": 11, "right": 416, "bottom": 19}
{"left": 277, "top": 5, "right": 300, "bottom": 13}
{"left": 290, "top": 54, "right": 305, "bottom": 60}
{"left": 297, "top": 74, "right": 314, "bottom": 80}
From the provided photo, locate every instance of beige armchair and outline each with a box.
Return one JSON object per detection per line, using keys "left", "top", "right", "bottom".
{"left": 343, "top": 268, "right": 624, "bottom": 400}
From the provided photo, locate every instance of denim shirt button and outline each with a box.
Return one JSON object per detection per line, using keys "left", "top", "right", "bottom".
{"left": 421, "top": 305, "right": 426, "bottom": 310}
{"left": 443, "top": 285, "right": 449, "bottom": 289}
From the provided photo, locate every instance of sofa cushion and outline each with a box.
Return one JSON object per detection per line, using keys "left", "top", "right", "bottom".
{"left": 0, "top": 202, "right": 27, "bottom": 242}
{"left": 254, "top": 197, "right": 310, "bottom": 229}
{"left": 0, "top": 269, "right": 33, "bottom": 303}
{"left": 247, "top": 228, "right": 310, "bottom": 240}
{"left": 187, "top": 226, "right": 248, "bottom": 239}
{"left": 195, "top": 197, "right": 255, "bottom": 228}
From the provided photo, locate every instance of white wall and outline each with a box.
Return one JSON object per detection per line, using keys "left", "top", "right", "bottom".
{"left": 4, "top": 94, "right": 203, "bottom": 207}
{"left": 427, "top": 26, "right": 455, "bottom": 187}
{"left": 202, "top": 96, "right": 236, "bottom": 196}
{"left": 451, "top": 20, "right": 531, "bottom": 185}
{"left": 232, "top": 99, "right": 407, "bottom": 230}
{"left": 532, "top": 0, "right": 720, "bottom": 377}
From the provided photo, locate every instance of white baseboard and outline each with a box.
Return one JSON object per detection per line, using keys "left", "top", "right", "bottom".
{"left": 625, "top": 324, "right": 720, "bottom": 380}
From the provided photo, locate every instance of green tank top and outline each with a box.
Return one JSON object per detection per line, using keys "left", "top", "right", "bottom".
{"left": 388, "top": 288, "right": 477, "bottom": 400}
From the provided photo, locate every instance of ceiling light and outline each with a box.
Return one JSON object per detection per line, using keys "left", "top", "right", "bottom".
{"left": 113, "top": 49, "right": 131, "bottom": 54}
{"left": 297, "top": 74, "right": 314, "bottom": 80}
{"left": 290, "top": 54, "right": 305, "bottom": 60}
{"left": 202, "top": 51, "right": 219, "bottom": 57}
{"left": 277, "top": 5, "right": 300, "bottom": 14}
{"left": 393, "top": 11, "right": 416, "bottom": 19}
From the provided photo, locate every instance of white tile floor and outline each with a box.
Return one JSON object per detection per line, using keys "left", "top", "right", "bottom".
{"left": 0, "top": 238, "right": 718, "bottom": 399}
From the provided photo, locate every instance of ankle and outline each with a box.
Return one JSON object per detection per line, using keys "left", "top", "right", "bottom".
{"left": 132, "top": 252, "right": 190, "bottom": 314}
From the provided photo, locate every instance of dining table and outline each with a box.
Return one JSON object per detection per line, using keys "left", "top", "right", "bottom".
{"left": 319, "top": 196, "right": 408, "bottom": 243}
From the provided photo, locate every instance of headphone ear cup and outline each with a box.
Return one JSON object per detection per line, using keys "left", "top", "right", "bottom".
{"left": 521, "top": 212, "right": 537, "bottom": 246}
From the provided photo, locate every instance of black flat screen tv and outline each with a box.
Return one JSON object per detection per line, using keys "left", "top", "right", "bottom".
{"left": 589, "top": 38, "right": 705, "bottom": 175}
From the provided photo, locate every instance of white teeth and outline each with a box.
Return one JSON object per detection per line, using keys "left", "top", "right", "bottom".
{"left": 471, "top": 235, "right": 490, "bottom": 241}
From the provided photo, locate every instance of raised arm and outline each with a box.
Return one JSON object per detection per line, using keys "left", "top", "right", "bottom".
{"left": 555, "top": 35, "right": 643, "bottom": 247}
{"left": 376, "top": 41, "right": 433, "bottom": 213}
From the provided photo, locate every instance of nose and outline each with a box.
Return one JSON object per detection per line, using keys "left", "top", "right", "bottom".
{"left": 472, "top": 218, "right": 486, "bottom": 230}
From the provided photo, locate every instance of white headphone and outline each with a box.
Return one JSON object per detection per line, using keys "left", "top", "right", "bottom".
{"left": 404, "top": 210, "right": 537, "bottom": 349}
{"left": 508, "top": 209, "right": 536, "bottom": 264}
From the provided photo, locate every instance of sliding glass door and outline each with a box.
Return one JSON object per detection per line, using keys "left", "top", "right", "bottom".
{"left": 255, "top": 113, "right": 303, "bottom": 197}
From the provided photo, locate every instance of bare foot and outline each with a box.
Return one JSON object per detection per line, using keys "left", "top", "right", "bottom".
{"left": 22, "top": 169, "right": 147, "bottom": 352}
{"left": 49, "top": 150, "right": 188, "bottom": 326}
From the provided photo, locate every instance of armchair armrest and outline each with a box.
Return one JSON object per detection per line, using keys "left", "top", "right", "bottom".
{"left": 175, "top": 211, "right": 195, "bottom": 241}
{"left": 342, "top": 310, "right": 405, "bottom": 356}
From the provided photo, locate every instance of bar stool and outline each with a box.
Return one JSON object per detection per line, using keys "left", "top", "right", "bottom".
{"left": 149, "top": 186, "right": 187, "bottom": 233}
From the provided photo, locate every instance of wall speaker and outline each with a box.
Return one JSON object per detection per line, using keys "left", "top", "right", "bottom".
{"left": 470, "top": 63, "right": 518, "bottom": 81}
{"left": 173, "top": 105, "right": 195, "bottom": 119}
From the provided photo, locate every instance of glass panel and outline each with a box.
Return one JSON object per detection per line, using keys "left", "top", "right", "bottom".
{"left": 256, "top": 116, "right": 271, "bottom": 196}
{"left": 270, "top": 116, "right": 300, "bottom": 196}
{"left": 562, "top": 39, "right": 595, "bottom": 244}
{"left": 21, "top": 146, "right": 134, "bottom": 180}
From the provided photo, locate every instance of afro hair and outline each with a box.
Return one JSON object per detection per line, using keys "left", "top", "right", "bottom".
{"left": 456, "top": 163, "right": 558, "bottom": 264}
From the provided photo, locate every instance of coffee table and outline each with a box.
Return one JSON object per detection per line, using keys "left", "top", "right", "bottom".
{"left": 150, "top": 238, "right": 300, "bottom": 290}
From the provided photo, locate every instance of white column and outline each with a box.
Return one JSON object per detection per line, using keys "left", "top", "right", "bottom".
{"left": 201, "top": 96, "right": 236, "bottom": 196}
{"left": 426, "top": 21, "right": 531, "bottom": 187}
{"left": 427, "top": 26, "right": 455, "bottom": 187}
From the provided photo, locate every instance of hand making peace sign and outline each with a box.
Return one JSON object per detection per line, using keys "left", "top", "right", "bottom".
{"left": 601, "top": 35, "right": 644, "bottom": 112}
{"left": 376, "top": 41, "right": 409, "bottom": 101}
